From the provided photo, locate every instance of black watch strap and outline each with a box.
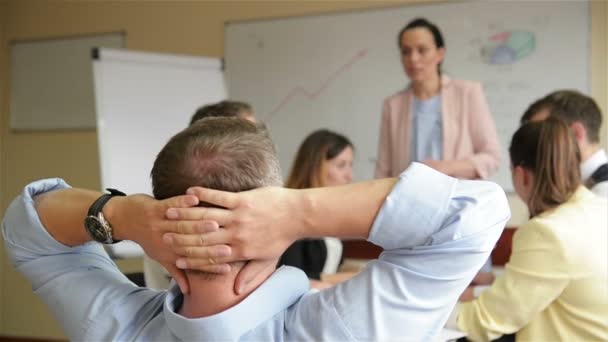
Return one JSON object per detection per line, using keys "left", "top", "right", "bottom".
{"left": 88, "top": 188, "right": 126, "bottom": 216}
{"left": 88, "top": 188, "right": 126, "bottom": 243}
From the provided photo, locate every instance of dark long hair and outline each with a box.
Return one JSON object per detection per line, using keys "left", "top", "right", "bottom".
{"left": 509, "top": 117, "right": 581, "bottom": 217}
{"left": 286, "top": 129, "right": 353, "bottom": 189}
{"left": 398, "top": 18, "right": 445, "bottom": 74}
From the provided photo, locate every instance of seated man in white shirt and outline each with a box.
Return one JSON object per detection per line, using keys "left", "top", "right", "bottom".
{"left": 2, "top": 117, "right": 509, "bottom": 341}
{"left": 521, "top": 90, "right": 608, "bottom": 198}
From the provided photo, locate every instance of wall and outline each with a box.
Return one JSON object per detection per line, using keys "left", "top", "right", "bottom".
{"left": 0, "top": 0, "right": 606, "bottom": 339}
{"left": 592, "top": 0, "right": 608, "bottom": 150}
{"left": 0, "top": 0, "right": 7, "bottom": 334}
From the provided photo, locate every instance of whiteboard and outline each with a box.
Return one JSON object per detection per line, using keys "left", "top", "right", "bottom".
{"left": 10, "top": 33, "right": 123, "bottom": 130}
{"left": 225, "top": 1, "right": 590, "bottom": 191}
{"left": 92, "top": 48, "right": 226, "bottom": 258}
{"left": 92, "top": 48, "right": 226, "bottom": 196}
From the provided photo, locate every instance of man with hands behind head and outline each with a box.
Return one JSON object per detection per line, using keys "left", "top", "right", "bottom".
{"left": 144, "top": 99, "right": 256, "bottom": 290}
{"left": 3, "top": 116, "right": 509, "bottom": 340}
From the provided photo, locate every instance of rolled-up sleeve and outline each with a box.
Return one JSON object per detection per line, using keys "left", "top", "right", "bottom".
{"left": 370, "top": 162, "right": 509, "bottom": 250}
{"left": 293, "top": 163, "right": 510, "bottom": 340}
{"left": 2, "top": 178, "right": 108, "bottom": 270}
{"left": 2, "top": 179, "right": 144, "bottom": 340}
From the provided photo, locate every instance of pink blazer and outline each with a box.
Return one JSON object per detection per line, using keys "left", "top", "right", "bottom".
{"left": 375, "top": 76, "right": 501, "bottom": 179}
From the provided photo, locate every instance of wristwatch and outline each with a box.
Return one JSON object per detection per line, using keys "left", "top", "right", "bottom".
{"left": 84, "top": 188, "right": 126, "bottom": 244}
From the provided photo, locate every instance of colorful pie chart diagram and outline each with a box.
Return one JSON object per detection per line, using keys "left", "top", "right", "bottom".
{"left": 481, "top": 31, "right": 535, "bottom": 65}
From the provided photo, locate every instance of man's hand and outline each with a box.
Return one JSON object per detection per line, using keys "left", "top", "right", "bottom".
{"left": 106, "top": 193, "right": 212, "bottom": 294}
{"left": 159, "top": 186, "right": 302, "bottom": 294}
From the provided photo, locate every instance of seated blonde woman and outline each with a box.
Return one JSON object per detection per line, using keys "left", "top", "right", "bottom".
{"left": 454, "top": 117, "right": 608, "bottom": 341}
{"left": 279, "top": 129, "right": 357, "bottom": 289}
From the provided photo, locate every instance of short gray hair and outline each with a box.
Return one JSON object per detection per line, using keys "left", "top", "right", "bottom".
{"left": 151, "top": 117, "right": 282, "bottom": 200}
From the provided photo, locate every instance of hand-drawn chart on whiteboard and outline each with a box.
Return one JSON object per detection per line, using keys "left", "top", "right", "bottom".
{"left": 225, "top": 1, "right": 589, "bottom": 191}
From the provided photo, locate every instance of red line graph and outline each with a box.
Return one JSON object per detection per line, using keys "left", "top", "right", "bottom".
{"left": 264, "top": 48, "right": 369, "bottom": 122}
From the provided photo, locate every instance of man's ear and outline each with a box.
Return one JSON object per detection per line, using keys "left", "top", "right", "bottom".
{"left": 437, "top": 47, "right": 446, "bottom": 65}
{"left": 570, "top": 122, "right": 587, "bottom": 143}
{"left": 165, "top": 264, "right": 190, "bottom": 294}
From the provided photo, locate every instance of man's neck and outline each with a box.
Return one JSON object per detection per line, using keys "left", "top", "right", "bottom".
{"left": 180, "top": 274, "right": 245, "bottom": 318}
{"left": 178, "top": 266, "right": 276, "bottom": 319}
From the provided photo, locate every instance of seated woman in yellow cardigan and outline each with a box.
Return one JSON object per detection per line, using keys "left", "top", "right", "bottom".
{"left": 455, "top": 117, "right": 608, "bottom": 341}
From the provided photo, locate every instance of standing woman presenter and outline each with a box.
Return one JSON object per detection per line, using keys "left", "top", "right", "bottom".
{"left": 375, "top": 18, "right": 501, "bottom": 179}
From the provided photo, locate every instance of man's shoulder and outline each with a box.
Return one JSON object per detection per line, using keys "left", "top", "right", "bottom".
{"left": 590, "top": 163, "right": 608, "bottom": 187}
{"left": 591, "top": 181, "right": 608, "bottom": 199}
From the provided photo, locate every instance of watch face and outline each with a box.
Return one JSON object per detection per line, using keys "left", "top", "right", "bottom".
{"left": 84, "top": 216, "right": 109, "bottom": 243}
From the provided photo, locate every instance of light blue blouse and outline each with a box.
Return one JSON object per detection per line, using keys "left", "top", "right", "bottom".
{"left": 2, "top": 163, "right": 509, "bottom": 341}
{"left": 411, "top": 95, "right": 443, "bottom": 162}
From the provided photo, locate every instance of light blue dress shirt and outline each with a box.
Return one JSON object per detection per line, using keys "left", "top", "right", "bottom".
{"left": 411, "top": 95, "right": 443, "bottom": 162}
{"left": 2, "top": 163, "right": 509, "bottom": 341}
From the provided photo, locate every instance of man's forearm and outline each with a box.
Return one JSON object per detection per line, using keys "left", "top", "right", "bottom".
{"left": 34, "top": 188, "right": 104, "bottom": 246}
{"left": 296, "top": 178, "right": 398, "bottom": 240}
{"left": 34, "top": 188, "right": 148, "bottom": 246}
{"left": 34, "top": 187, "right": 134, "bottom": 247}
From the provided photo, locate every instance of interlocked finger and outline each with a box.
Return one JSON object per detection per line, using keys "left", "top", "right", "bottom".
{"left": 159, "top": 220, "right": 217, "bottom": 234}
{"left": 166, "top": 207, "right": 233, "bottom": 224}
{"left": 160, "top": 194, "right": 199, "bottom": 210}
{"left": 177, "top": 259, "right": 232, "bottom": 274}
{"left": 170, "top": 244, "right": 232, "bottom": 261}
{"left": 187, "top": 187, "right": 239, "bottom": 209}
{"left": 175, "top": 221, "right": 201, "bottom": 235}
{"left": 165, "top": 229, "right": 231, "bottom": 247}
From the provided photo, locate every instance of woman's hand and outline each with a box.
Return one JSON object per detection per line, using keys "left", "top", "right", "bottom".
{"left": 422, "top": 159, "right": 478, "bottom": 179}
{"left": 421, "top": 159, "right": 451, "bottom": 175}
{"left": 471, "top": 271, "right": 495, "bottom": 286}
{"left": 458, "top": 286, "right": 476, "bottom": 302}
{"left": 160, "top": 186, "right": 304, "bottom": 294}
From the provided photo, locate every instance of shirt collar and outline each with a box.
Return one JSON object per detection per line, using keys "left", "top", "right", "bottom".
{"left": 163, "top": 266, "right": 309, "bottom": 341}
{"left": 581, "top": 149, "right": 608, "bottom": 182}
